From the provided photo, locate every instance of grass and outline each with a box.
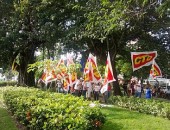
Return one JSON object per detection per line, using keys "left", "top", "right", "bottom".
{"left": 0, "top": 88, "right": 18, "bottom": 130}
{"left": 101, "top": 106, "right": 170, "bottom": 130}
{"left": 0, "top": 107, "right": 18, "bottom": 130}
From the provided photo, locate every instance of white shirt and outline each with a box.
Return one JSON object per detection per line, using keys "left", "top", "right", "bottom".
{"left": 57, "top": 82, "right": 62, "bottom": 88}
{"left": 135, "top": 84, "right": 141, "bottom": 92}
{"left": 94, "top": 85, "right": 101, "bottom": 92}
{"left": 86, "top": 82, "right": 92, "bottom": 92}
{"left": 74, "top": 80, "right": 82, "bottom": 90}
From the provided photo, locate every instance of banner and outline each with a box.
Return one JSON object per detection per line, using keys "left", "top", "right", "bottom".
{"left": 89, "top": 54, "right": 102, "bottom": 83}
{"left": 69, "top": 72, "right": 77, "bottom": 86}
{"left": 100, "top": 52, "right": 116, "bottom": 94}
{"left": 66, "top": 53, "right": 77, "bottom": 86}
{"left": 131, "top": 51, "right": 157, "bottom": 71}
{"left": 83, "top": 55, "right": 93, "bottom": 82}
{"left": 149, "top": 60, "right": 162, "bottom": 79}
{"left": 41, "top": 69, "right": 57, "bottom": 84}
{"left": 83, "top": 53, "right": 101, "bottom": 83}
{"left": 63, "top": 74, "right": 70, "bottom": 91}
{"left": 56, "top": 59, "right": 67, "bottom": 78}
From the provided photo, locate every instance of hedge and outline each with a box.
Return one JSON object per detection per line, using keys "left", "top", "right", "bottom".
{"left": 0, "top": 81, "right": 17, "bottom": 87}
{"left": 3, "top": 87, "right": 106, "bottom": 130}
{"left": 108, "top": 96, "right": 170, "bottom": 120}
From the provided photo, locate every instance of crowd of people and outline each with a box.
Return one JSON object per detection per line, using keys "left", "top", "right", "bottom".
{"left": 55, "top": 78, "right": 112, "bottom": 103}
{"left": 120, "top": 77, "right": 160, "bottom": 99}
{"left": 39, "top": 76, "right": 161, "bottom": 103}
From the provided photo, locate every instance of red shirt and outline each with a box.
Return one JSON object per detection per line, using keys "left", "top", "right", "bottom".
{"left": 108, "top": 85, "right": 111, "bottom": 91}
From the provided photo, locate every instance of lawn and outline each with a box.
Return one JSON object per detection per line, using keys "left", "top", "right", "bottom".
{"left": 0, "top": 107, "right": 18, "bottom": 130}
{"left": 0, "top": 91, "right": 18, "bottom": 130}
{"left": 101, "top": 106, "right": 170, "bottom": 130}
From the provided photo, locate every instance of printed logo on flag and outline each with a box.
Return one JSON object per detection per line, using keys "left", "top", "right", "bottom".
{"left": 83, "top": 53, "right": 101, "bottom": 82}
{"left": 131, "top": 51, "right": 157, "bottom": 71}
{"left": 150, "top": 61, "right": 162, "bottom": 79}
{"left": 91, "top": 58, "right": 101, "bottom": 81}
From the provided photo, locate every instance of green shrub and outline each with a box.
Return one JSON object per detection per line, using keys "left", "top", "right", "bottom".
{"left": 3, "top": 87, "right": 106, "bottom": 130}
{"left": 108, "top": 96, "right": 170, "bottom": 120}
{"left": 0, "top": 81, "right": 17, "bottom": 87}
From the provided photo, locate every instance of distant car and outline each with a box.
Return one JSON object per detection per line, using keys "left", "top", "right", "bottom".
{"left": 143, "top": 78, "right": 169, "bottom": 87}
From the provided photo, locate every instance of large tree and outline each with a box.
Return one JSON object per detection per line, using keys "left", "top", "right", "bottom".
{"left": 0, "top": 0, "right": 75, "bottom": 86}
{"left": 62, "top": 0, "right": 170, "bottom": 95}
{"left": 1, "top": 0, "right": 170, "bottom": 94}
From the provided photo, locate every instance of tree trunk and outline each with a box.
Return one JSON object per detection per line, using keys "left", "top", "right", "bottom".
{"left": 18, "top": 44, "right": 35, "bottom": 87}
{"left": 111, "top": 59, "right": 122, "bottom": 96}
{"left": 110, "top": 52, "right": 122, "bottom": 96}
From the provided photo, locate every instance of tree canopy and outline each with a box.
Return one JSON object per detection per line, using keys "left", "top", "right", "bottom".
{"left": 0, "top": 0, "right": 170, "bottom": 95}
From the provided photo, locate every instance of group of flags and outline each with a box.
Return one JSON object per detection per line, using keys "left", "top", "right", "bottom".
{"left": 40, "top": 52, "right": 116, "bottom": 93}
{"left": 131, "top": 51, "right": 162, "bottom": 79}
{"left": 39, "top": 50, "right": 162, "bottom": 93}
{"left": 40, "top": 54, "right": 78, "bottom": 91}
{"left": 83, "top": 53, "right": 116, "bottom": 93}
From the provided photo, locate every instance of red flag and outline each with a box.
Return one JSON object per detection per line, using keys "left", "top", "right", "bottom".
{"left": 63, "top": 74, "right": 70, "bottom": 91}
{"left": 100, "top": 52, "right": 116, "bottom": 94}
{"left": 89, "top": 54, "right": 102, "bottom": 83}
{"left": 83, "top": 55, "right": 93, "bottom": 81}
{"left": 131, "top": 51, "right": 157, "bottom": 71}
{"left": 69, "top": 72, "right": 77, "bottom": 86}
{"left": 149, "top": 60, "right": 162, "bottom": 79}
{"left": 40, "top": 69, "right": 57, "bottom": 84}
{"left": 83, "top": 53, "right": 102, "bottom": 82}
{"left": 56, "top": 59, "right": 67, "bottom": 78}
{"left": 66, "top": 53, "right": 77, "bottom": 86}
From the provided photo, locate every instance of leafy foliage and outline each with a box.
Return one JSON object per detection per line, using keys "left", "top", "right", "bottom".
{"left": 4, "top": 86, "right": 106, "bottom": 130}
{"left": 108, "top": 96, "right": 170, "bottom": 120}
{"left": 27, "top": 59, "right": 82, "bottom": 80}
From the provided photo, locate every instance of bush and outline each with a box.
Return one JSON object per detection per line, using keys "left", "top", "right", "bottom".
{"left": 108, "top": 96, "right": 170, "bottom": 120}
{"left": 0, "top": 81, "right": 17, "bottom": 87}
{"left": 3, "top": 86, "right": 106, "bottom": 130}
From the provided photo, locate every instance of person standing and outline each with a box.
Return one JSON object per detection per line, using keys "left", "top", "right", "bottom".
{"left": 145, "top": 86, "right": 152, "bottom": 99}
{"left": 107, "top": 83, "right": 112, "bottom": 98}
{"left": 74, "top": 78, "right": 82, "bottom": 96}
{"left": 122, "top": 80, "right": 128, "bottom": 96}
{"left": 103, "top": 83, "right": 111, "bottom": 103}
{"left": 86, "top": 80, "right": 93, "bottom": 100}
{"left": 82, "top": 80, "right": 87, "bottom": 99}
{"left": 93, "top": 82, "right": 101, "bottom": 101}
{"left": 56, "top": 80, "right": 63, "bottom": 93}
{"left": 135, "top": 82, "right": 142, "bottom": 98}
{"left": 145, "top": 81, "right": 152, "bottom": 99}
{"left": 127, "top": 80, "right": 132, "bottom": 96}
{"left": 131, "top": 81, "right": 135, "bottom": 96}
